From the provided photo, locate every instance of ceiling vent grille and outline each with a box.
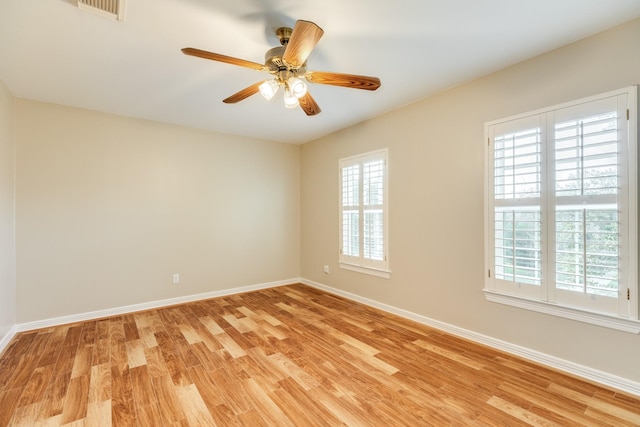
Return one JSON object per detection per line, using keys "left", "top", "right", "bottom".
{"left": 77, "top": 0, "right": 126, "bottom": 21}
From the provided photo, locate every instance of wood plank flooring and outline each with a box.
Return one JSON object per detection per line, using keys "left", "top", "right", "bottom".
{"left": 1, "top": 283, "right": 639, "bottom": 426}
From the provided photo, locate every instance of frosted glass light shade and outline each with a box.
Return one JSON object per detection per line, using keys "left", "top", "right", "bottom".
{"left": 283, "top": 88, "right": 299, "bottom": 108}
{"left": 287, "top": 77, "right": 307, "bottom": 98}
{"left": 259, "top": 79, "right": 279, "bottom": 101}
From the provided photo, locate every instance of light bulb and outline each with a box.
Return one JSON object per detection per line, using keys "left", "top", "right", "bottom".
{"left": 259, "top": 79, "right": 279, "bottom": 101}
{"left": 283, "top": 88, "right": 299, "bottom": 108}
{"left": 287, "top": 77, "right": 307, "bottom": 98}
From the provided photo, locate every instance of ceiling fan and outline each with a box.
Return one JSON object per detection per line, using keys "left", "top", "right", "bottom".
{"left": 181, "top": 20, "right": 381, "bottom": 116}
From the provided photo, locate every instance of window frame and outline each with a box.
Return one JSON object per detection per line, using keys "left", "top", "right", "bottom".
{"left": 484, "top": 86, "right": 639, "bottom": 333}
{"left": 339, "top": 148, "right": 390, "bottom": 278}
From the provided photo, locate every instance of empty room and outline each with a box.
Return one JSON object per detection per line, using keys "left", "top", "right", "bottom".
{"left": 1, "top": 0, "right": 640, "bottom": 425}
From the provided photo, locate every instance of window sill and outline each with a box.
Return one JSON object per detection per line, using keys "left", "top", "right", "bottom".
{"left": 483, "top": 289, "right": 640, "bottom": 334}
{"left": 339, "top": 262, "right": 391, "bottom": 279}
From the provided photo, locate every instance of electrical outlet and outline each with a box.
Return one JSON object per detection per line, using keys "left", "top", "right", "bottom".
{"left": 323, "top": 265, "right": 330, "bottom": 274}
{"left": 172, "top": 273, "right": 180, "bottom": 284}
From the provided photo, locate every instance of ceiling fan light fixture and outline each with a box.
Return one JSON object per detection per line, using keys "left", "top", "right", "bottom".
{"left": 259, "top": 79, "right": 279, "bottom": 101}
{"left": 283, "top": 88, "right": 300, "bottom": 109}
{"left": 181, "top": 20, "right": 380, "bottom": 116}
{"left": 287, "top": 77, "right": 307, "bottom": 98}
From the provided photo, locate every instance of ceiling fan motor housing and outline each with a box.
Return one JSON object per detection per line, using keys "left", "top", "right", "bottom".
{"left": 264, "top": 45, "right": 306, "bottom": 79}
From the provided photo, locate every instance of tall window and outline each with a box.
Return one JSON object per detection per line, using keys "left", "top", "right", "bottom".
{"left": 339, "top": 149, "right": 389, "bottom": 278}
{"left": 485, "top": 87, "right": 638, "bottom": 328}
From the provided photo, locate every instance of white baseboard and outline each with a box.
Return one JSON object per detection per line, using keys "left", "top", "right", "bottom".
{"left": 301, "top": 278, "right": 640, "bottom": 397}
{"left": 0, "top": 325, "right": 18, "bottom": 356}
{"left": 16, "top": 278, "right": 299, "bottom": 333}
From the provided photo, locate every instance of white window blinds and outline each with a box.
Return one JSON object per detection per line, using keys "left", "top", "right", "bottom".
{"left": 485, "top": 87, "right": 637, "bottom": 320}
{"left": 339, "top": 149, "right": 389, "bottom": 276}
{"left": 341, "top": 164, "right": 360, "bottom": 257}
{"left": 363, "top": 159, "right": 385, "bottom": 261}
{"left": 494, "top": 127, "right": 542, "bottom": 200}
{"left": 553, "top": 108, "right": 620, "bottom": 300}
{"left": 493, "top": 123, "right": 543, "bottom": 286}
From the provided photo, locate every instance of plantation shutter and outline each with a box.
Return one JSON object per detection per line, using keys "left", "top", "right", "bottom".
{"left": 548, "top": 95, "right": 629, "bottom": 314}
{"left": 486, "top": 87, "right": 637, "bottom": 320}
{"left": 339, "top": 149, "right": 389, "bottom": 275}
{"left": 488, "top": 115, "right": 545, "bottom": 299}
{"left": 341, "top": 163, "right": 360, "bottom": 259}
{"left": 363, "top": 158, "right": 385, "bottom": 261}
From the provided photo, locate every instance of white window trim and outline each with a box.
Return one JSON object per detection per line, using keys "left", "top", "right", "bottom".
{"left": 339, "top": 148, "right": 391, "bottom": 278}
{"left": 484, "top": 289, "right": 640, "bottom": 334}
{"left": 339, "top": 262, "right": 391, "bottom": 279}
{"left": 484, "top": 86, "right": 639, "bottom": 332}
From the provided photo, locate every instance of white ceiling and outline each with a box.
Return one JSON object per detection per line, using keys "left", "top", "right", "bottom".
{"left": 1, "top": 0, "right": 639, "bottom": 144}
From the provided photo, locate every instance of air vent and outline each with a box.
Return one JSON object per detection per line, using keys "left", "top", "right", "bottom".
{"left": 77, "top": 0, "right": 126, "bottom": 21}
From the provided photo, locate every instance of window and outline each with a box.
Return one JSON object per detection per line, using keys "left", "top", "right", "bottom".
{"left": 339, "top": 149, "right": 390, "bottom": 278}
{"left": 485, "top": 86, "right": 639, "bottom": 332}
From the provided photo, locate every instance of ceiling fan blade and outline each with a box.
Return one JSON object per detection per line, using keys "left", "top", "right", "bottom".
{"left": 223, "top": 81, "right": 263, "bottom": 104}
{"left": 282, "top": 20, "right": 324, "bottom": 68}
{"left": 298, "top": 92, "right": 321, "bottom": 116}
{"left": 182, "top": 47, "right": 266, "bottom": 71}
{"left": 306, "top": 71, "right": 381, "bottom": 91}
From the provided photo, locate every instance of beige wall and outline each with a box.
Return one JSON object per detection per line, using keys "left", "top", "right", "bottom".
{"left": 16, "top": 101, "right": 300, "bottom": 322}
{"left": 7, "top": 16, "right": 640, "bottom": 383}
{"left": 0, "top": 79, "right": 15, "bottom": 342}
{"left": 301, "top": 18, "right": 640, "bottom": 381}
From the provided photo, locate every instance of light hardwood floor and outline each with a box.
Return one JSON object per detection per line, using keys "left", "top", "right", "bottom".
{"left": 1, "top": 284, "right": 639, "bottom": 426}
